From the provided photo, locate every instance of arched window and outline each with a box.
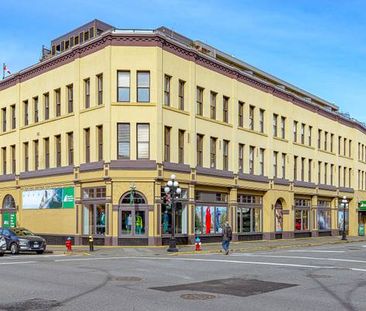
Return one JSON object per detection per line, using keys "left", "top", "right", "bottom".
{"left": 275, "top": 199, "right": 283, "bottom": 232}
{"left": 3, "top": 195, "right": 15, "bottom": 209}
{"left": 120, "top": 191, "right": 146, "bottom": 205}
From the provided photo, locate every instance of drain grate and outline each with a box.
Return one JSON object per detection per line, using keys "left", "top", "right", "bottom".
{"left": 113, "top": 276, "right": 142, "bottom": 282}
{"left": 151, "top": 278, "right": 297, "bottom": 298}
{"left": 180, "top": 293, "right": 216, "bottom": 300}
{"left": 0, "top": 298, "right": 61, "bottom": 311}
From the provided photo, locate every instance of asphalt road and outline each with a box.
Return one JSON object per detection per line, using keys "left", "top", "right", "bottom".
{"left": 1, "top": 242, "right": 366, "bottom": 311}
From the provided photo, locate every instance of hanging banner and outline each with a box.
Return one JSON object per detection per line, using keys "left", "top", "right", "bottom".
{"left": 2, "top": 212, "right": 16, "bottom": 228}
{"left": 22, "top": 187, "right": 74, "bottom": 209}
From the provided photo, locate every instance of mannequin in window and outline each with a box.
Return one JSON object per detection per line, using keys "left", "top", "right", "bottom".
{"left": 163, "top": 211, "right": 169, "bottom": 234}
{"left": 136, "top": 215, "right": 143, "bottom": 234}
{"left": 126, "top": 214, "right": 132, "bottom": 233}
{"left": 205, "top": 207, "right": 211, "bottom": 234}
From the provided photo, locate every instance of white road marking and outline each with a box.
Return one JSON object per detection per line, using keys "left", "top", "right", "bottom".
{"left": 231, "top": 253, "right": 366, "bottom": 264}
{"left": 351, "top": 268, "right": 366, "bottom": 272}
{"left": 287, "top": 250, "right": 345, "bottom": 253}
{"left": 0, "top": 261, "right": 36, "bottom": 265}
{"left": 7, "top": 254, "right": 66, "bottom": 259}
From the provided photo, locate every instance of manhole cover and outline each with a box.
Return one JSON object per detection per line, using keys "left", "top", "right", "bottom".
{"left": 0, "top": 298, "right": 61, "bottom": 311}
{"left": 180, "top": 293, "right": 216, "bottom": 300}
{"left": 113, "top": 276, "right": 142, "bottom": 282}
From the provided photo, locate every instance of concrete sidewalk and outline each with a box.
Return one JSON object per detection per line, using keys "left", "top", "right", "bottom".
{"left": 47, "top": 235, "right": 366, "bottom": 256}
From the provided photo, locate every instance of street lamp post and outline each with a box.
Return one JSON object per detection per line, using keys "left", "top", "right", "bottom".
{"left": 164, "top": 174, "right": 181, "bottom": 252}
{"left": 341, "top": 196, "right": 348, "bottom": 241}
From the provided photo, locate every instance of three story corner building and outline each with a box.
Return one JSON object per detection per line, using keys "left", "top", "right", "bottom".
{"left": 1, "top": 19, "right": 366, "bottom": 246}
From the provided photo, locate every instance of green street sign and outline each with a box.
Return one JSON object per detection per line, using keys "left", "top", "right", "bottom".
{"left": 359, "top": 201, "right": 366, "bottom": 211}
{"left": 3, "top": 212, "right": 16, "bottom": 228}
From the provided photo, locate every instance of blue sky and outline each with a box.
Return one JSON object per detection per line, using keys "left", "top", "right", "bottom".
{"left": 1, "top": 0, "right": 365, "bottom": 121}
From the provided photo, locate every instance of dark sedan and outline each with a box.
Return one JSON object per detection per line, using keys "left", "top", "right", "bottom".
{"left": 0, "top": 227, "right": 46, "bottom": 255}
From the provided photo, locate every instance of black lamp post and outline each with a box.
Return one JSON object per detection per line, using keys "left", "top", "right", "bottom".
{"left": 164, "top": 174, "right": 181, "bottom": 252}
{"left": 341, "top": 196, "right": 348, "bottom": 241}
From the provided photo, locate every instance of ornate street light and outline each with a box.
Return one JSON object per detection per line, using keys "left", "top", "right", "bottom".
{"left": 341, "top": 196, "right": 348, "bottom": 241}
{"left": 164, "top": 174, "right": 181, "bottom": 252}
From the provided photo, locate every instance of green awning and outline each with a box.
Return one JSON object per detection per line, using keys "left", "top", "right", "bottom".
{"left": 359, "top": 201, "right": 366, "bottom": 211}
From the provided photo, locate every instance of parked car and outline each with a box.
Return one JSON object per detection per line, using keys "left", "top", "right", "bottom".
{"left": 0, "top": 227, "right": 46, "bottom": 255}
{"left": 0, "top": 236, "right": 6, "bottom": 256}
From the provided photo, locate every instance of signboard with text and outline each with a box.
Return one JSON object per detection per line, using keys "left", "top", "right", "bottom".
{"left": 22, "top": 187, "right": 74, "bottom": 209}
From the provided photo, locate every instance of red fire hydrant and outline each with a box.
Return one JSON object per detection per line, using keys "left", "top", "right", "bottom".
{"left": 65, "top": 237, "right": 72, "bottom": 252}
{"left": 195, "top": 237, "right": 201, "bottom": 251}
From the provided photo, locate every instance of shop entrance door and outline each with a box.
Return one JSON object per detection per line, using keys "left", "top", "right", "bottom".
{"left": 83, "top": 204, "right": 94, "bottom": 235}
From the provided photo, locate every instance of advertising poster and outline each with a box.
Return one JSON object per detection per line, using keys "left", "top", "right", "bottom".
{"left": 22, "top": 187, "right": 74, "bottom": 209}
{"left": 2, "top": 212, "right": 16, "bottom": 228}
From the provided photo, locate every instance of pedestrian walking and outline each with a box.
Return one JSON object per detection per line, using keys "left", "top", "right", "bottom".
{"left": 222, "top": 221, "right": 232, "bottom": 255}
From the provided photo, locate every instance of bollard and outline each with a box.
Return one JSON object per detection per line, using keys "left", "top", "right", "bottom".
{"left": 65, "top": 237, "right": 72, "bottom": 252}
{"left": 88, "top": 235, "right": 94, "bottom": 252}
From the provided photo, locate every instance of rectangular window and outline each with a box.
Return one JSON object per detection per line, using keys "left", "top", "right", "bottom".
{"left": 137, "top": 71, "right": 150, "bottom": 102}
{"left": 331, "top": 134, "right": 334, "bottom": 152}
{"left": 301, "top": 157, "right": 305, "bottom": 181}
{"left": 301, "top": 123, "right": 305, "bottom": 144}
{"left": 223, "top": 96, "right": 229, "bottom": 123}
{"left": 55, "top": 88, "right": 61, "bottom": 117}
{"left": 178, "top": 80, "right": 185, "bottom": 110}
{"left": 349, "top": 168, "right": 352, "bottom": 187}
{"left": 249, "top": 106, "right": 254, "bottom": 130}
{"left": 210, "top": 137, "right": 217, "bottom": 168}
{"left": 281, "top": 116, "right": 286, "bottom": 139}
{"left": 33, "top": 97, "right": 39, "bottom": 123}
{"left": 324, "top": 162, "right": 328, "bottom": 184}
{"left": 318, "top": 129, "right": 322, "bottom": 149}
{"left": 259, "top": 109, "right": 264, "bottom": 133}
{"left": 281, "top": 153, "right": 286, "bottom": 179}
{"left": 11, "top": 145, "right": 15, "bottom": 174}
{"left": 259, "top": 148, "right": 264, "bottom": 175}
{"left": 2, "top": 147, "right": 6, "bottom": 174}
{"left": 349, "top": 140, "right": 352, "bottom": 158}
{"left": 338, "top": 165, "right": 341, "bottom": 187}
{"left": 117, "top": 71, "right": 130, "bottom": 102}
{"left": 117, "top": 123, "right": 130, "bottom": 159}
{"left": 343, "top": 167, "right": 347, "bottom": 187}
{"left": 223, "top": 140, "right": 229, "bottom": 170}
{"left": 249, "top": 146, "right": 255, "bottom": 174}
{"left": 55, "top": 135, "right": 61, "bottom": 167}
{"left": 178, "top": 129, "right": 185, "bottom": 164}
{"left": 23, "top": 100, "right": 29, "bottom": 126}
{"left": 210, "top": 91, "right": 217, "bottom": 119}
{"left": 197, "top": 134, "right": 203, "bottom": 166}
{"left": 338, "top": 136, "right": 341, "bottom": 155}
{"left": 238, "top": 143, "right": 244, "bottom": 173}
{"left": 164, "top": 75, "right": 171, "bottom": 106}
{"left": 318, "top": 161, "right": 322, "bottom": 184}
{"left": 97, "top": 125, "right": 103, "bottom": 161}
{"left": 84, "top": 79, "right": 90, "bottom": 108}
{"left": 44, "top": 138, "right": 50, "bottom": 169}
{"left": 11, "top": 105, "right": 15, "bottom": 129}
{"left": 34, "top": 140, "right": 39, "bottom": 170}
{"left": 273, "top": 151, "right": 278, "bottom": 178}
{"left": 324, "top": 131, "right": 328, "bottom": 150}
{"left": 196, "top": 87, "right": 204, "bottom": 116}
{"left": 24, "top": 142, "right": 29, "bottom": 172}
{"left": 44, "top": 93, "right": 49, "bottom": 120}
{"left": 164, "top": 126, "right": 171, "bottom": 162}
{"left": 330, "top": 164, "right": 334, "bottom": 185}
{"left": 1, "top": 107, "right": 6, "bottom": 132}
{"left": 308, "top": 126, "right": 312, "bottom": 146}
{"left": 67, "top": 132, "right": 74, "bottom": 165}
{"left": 137, "top": 123, "right": 150, "bottom": 159}
{"left": 238, "top": 101, "right": 244, "bottom": 127}
{"left": 294, "top": 156, "right": 298, "bottom": 180}
{"left": 84, "top": 128, "right": 90, "bottom": 163}
{"left": 344, "top": 138, "right": 347, "bottom": 156}
{"left": 273, "top": 114, "right": 278, "bottom": 137}
{"left": 67, "top": 84, "right": 73, "bottom": 113}
{"left": 293, "top": 121, "right": 298, "bottom": 142}
{"left": 97, "top": 74, "right": 103, "bottom": 106}
{"left": 308, "top": 159, "right": 312, "bottom": 182}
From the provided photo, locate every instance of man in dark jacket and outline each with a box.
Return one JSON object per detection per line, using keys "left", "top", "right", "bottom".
{"left": 222, "top": 221, "right": 232, "bottom": 255}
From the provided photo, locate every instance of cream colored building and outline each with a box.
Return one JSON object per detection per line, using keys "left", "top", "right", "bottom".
{"left": 0, "top": 19, "right": 365, "bottom": 245}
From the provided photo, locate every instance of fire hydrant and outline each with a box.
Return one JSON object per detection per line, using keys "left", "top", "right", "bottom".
{"left": 88, "top": 235, "right": 94, "bottom": 252}
{"left": 65, "top": 237, "right": 72, "bottom": 252}
{"left": 195, "top": 236, "right": 201, "bottom": 251}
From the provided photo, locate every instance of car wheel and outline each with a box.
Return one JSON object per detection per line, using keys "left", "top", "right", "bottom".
{"left": 10, "top": 243, "right": 19, "bottom": 255}
{"left": 36, "top": 250, "right": 44, "bottom": 255}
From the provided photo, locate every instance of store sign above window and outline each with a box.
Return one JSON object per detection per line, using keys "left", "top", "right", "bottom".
{"left": 22, "top": 187, "right": 75, "bottom": 209}
{"left": 359, "top": 201, "right": 366, "bottom": 211}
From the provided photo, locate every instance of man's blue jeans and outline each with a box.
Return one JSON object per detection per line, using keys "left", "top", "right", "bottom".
{"left": 222, "top": 240, "right": 230, "bottom": 252}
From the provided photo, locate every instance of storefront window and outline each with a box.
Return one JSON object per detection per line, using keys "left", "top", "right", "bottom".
{"left": 2, "top": 195, "right": 16, "bottom": 228}
{"left": 195, "top": 206, "right": 227, "bottom": 234}
{"left": 317, "top": 200, "right": 331, "bottom": 230}
{"left": 294, "top": 199, "right": 310, "bottom": 231}
{"left": 82, "top": 187, "right": 107, "bottom": 236}
{"left": 96, "top": 205, "right": 106, "bottom": 235}
{"left": 121, "top": 210, "right": 132, "bottom": 234}
{"left": 237, "top": 195, "right": 262, "bottom": 233}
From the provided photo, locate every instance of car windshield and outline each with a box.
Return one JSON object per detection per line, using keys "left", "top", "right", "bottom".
{"left": 12, "top": 229, "right": 34, "bottom": 236}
